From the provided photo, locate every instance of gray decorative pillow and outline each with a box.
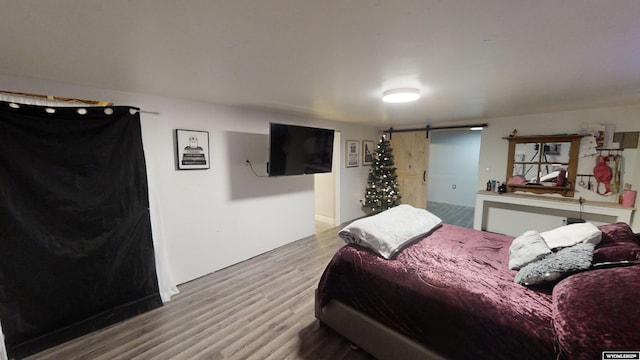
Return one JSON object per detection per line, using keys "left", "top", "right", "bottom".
{"left": 515, "top": 243, "right": 595, "bottom": 286}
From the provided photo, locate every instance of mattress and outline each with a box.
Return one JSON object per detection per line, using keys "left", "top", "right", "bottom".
{"left": 317, "top": 224, "right": 556, "bottom": 359}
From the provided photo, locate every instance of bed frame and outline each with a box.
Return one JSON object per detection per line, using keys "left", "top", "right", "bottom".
{"left": 314, "top": 290, "right": 444, "bottom": 360}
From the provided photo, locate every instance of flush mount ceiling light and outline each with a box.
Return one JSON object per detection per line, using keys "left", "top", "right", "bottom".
{"left": 382, "top": 88, "right": 420, "bottom": 103}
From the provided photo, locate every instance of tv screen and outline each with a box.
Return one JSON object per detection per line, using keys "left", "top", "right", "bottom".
{"left": 268, "top": 123, "right": 335, "bottom": 176}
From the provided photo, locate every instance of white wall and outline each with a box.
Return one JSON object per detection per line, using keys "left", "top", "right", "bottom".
{"left": 6, "top": 73, "right": 637, "bottom": 285}
{"left": 427, "top": 130, "right": 481, "bottom": 207}
{"left": 339, "top": 129, "right": 379, "bottom": 222}
{"left": 1, "top": 74, "right": 378, "bottom": 284}
{"left": 476, "top": 104, "right": 640, "bottom": 232}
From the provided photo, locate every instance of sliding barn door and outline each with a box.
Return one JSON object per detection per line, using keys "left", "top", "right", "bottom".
{"left": 390, "top": 131, "right": 430, "bottom": 209}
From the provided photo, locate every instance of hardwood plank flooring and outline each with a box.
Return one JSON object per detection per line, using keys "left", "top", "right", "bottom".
{"left": 426, "top": 201, "right": 474, "bottom": 228}
{"left": 24, "top": 225, "right": 375, "bottom": 360}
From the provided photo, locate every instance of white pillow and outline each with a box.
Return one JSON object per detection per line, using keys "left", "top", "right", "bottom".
{"left": 508, "top": 230, "right": 552, "bottom": 270}
{"left": 338, "top": 204, "right": 442, "bottom": 259}
{"left": 540, "top": 222, "right": 602, "bottom": 250}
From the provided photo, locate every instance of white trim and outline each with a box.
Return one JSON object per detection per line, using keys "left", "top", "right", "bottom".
{"left": 315, "top": 214, "right": 335, "bottom": 225}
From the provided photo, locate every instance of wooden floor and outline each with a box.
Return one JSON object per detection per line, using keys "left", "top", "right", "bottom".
{"left": 25, "top": 225, "right": 375, "bottom": 360}
{"left": 426, "top": 201, "right": 474, "bottom": 229}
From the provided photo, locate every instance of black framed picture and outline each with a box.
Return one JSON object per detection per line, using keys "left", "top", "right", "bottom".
{"left": 544, "top": 143, "right": 562, "bottom": 156}
{"left": 362, "top": 140, "right": 374, "bottom": 165}
{"left": 176, "top": 129, "right": 210, "bottom": 170}
{"left": 346, "top": 140, "right": 360, "bottom": 167}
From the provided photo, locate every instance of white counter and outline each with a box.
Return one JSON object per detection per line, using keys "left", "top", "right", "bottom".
{"left": 474, "top": 191, "right": 635, "bottom": 236}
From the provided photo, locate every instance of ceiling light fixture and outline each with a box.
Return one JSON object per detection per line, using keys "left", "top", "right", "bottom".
{"left": 382, "top": 88, "right": 420, "bottom": 103}
{"left": 469, "top": 127, "right": 484, "bottom": 131}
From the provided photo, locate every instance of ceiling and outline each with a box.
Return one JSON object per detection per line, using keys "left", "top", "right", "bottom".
{"left": 1, "top": 1, "right": 640, "bottom": 127}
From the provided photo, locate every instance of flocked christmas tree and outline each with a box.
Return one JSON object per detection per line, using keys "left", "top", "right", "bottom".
{"left": 362, "top": 135, "right": 401, "bottom": 213}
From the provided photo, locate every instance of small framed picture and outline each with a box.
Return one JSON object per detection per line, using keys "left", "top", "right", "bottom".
{"left": 362, "top": 140, "right": 375, "bottom": 165}
{"left": 544, "top": 143, "right": 562, "bottom": 156}
{"left": 346, "top": 140, "right": 360, "bottom": 167}
{"left": 176, "top": 129, "right": 210, "bottom": 170}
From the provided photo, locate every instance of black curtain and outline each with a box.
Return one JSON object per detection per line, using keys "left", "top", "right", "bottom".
{"left": 0, "top": 102, "right": 162, "bottom": 358}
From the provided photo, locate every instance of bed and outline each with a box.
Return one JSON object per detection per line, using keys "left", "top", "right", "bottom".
{"left": 315, "top": 205, "right": 640, "bottom": 359}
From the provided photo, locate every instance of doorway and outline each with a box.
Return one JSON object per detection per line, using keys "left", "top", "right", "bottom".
{"left": 314, "top": 131, "right": 341, "bottom": 232}
{"left": 426, "top": 129, "right": 481, "bottom": 228}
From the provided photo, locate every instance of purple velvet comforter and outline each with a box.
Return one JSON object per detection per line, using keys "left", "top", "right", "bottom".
{"left": 553, "top": 266, "right": 640, "bottom": 360}
{"left": 317, "top": 224, "right": 555, "bottom": 359}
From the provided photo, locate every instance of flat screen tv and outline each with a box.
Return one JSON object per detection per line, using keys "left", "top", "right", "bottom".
{"left": 268, "top": 123, "right": 335, "bottom": 176}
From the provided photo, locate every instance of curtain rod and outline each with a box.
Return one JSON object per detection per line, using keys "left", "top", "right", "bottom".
{"left": 384, "top": 123, "right": 488, "bottom": 138}
{"left": 1, "top": 90, "right": 160, "bottom": 115}
{"left": 1, "top": 90, "right": 113, "bottom": 106}
{"left": 134, "top": 110, "right": 160, "bottom": 115}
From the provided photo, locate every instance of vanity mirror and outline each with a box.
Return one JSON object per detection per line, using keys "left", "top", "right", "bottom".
{"left": 504, "top": 134, "right": 584, "bottom": 197}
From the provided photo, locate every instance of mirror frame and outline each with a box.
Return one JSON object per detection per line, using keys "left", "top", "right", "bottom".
{"left": 503, "top": 134, "right": 584, "bottom": 197}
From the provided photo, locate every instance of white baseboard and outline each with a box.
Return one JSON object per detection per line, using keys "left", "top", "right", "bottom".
{"left": 315, "top": 214, "right": 336, "bottom": 225}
